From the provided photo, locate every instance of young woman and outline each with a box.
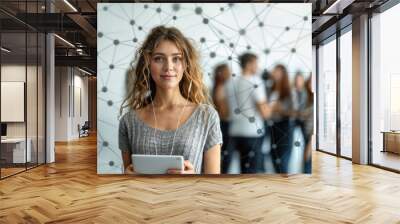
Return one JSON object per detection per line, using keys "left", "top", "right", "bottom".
{"left": 119, "top": 26, "right": 222, "bottom": 174}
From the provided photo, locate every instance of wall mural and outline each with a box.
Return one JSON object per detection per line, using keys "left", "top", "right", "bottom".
{"left": 97, "top": 3, "right": 312, "bottom": 174}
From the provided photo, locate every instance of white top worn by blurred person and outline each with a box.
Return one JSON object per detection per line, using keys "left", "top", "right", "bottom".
{"left": 225, "top": 73, "right": 267, "bottom": 137}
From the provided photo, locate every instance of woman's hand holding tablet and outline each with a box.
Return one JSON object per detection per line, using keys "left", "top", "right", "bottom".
{"left": 124, "top": 164, "right": 136, "bottom": 174}
{"left": 167, "top": 160, "right": 195, "bottom": 174}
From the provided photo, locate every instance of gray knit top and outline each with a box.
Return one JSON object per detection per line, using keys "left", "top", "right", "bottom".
{"left": 118, "top": 104, "right": 223, "bottom": 174}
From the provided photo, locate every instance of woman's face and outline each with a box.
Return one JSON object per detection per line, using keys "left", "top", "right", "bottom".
{"left": 295, "top": 75, "right": 305, "bottom": 89}
{"left": 221, "top": 66, "right": 231, "bottom": 81}
{"left": 272, "top": 67, "right": 283, "bottom": 82}
{"left": 150, "top": 40, "right": 184, "bottom": 90}
{"left": 246, "top": 59, "right": 258, "bottom": 75}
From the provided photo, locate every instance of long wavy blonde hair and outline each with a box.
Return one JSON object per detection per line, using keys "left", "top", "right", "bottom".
{"left": 120, "top": 25, "right": 210, "bottom": 114}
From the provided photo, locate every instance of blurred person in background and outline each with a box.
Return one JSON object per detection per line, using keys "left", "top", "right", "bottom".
{"left": 261, "top": 68, "right": 274, "bottom": 172}
{"left": 261, "top": 69, "right": 274, "bottom": 99}
{"left": 292, "top": 72, "right": 308, "bottom": 149}
{"left": 268, "top": 64, "right": 295, "bottom": 174}
{"left": 225, "top": 53, "right": 270, "bottom": 173}
{"left": 212, "top": 63, "right": 232, "bottom": 173}
{"left": 299, "top": 76, "right": 313, "bottom": 173}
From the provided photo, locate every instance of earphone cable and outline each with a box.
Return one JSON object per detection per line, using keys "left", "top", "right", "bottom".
{"left": 170, "top": 79, "right": 192, "bottom": 155}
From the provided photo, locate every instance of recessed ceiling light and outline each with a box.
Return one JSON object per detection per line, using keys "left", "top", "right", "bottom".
{"left": 78, "top": 67, "right": 92, "bottom": 76}
{"left": 1, "top": 47, "right": 11, "bottom": 53}
{"left": 54, "top": 34, "right": 75, "bottom": 48}
{"left": 322, "top": 0, "right": 353, "bottom": 15}
{"left": 63, "top": 0, "right": 78, "bottom": 12}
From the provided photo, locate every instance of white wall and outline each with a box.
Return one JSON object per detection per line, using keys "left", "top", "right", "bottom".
{"left": 1, "top": 65, "right": 39, "bottom": 137}
{"left": 1, "top": 64, "right": 46, "bottom": 164}
{"left": 55, "top": 66, "right": 68, "bottom": 141}
{"left": 1, "top": 65, "right": 27, "bottom": 141}
{"left": 55, "top": 67, "right": 89, "bottom": 141}
{"left": 72, "top": 73, "right": 89, "bottom": 138}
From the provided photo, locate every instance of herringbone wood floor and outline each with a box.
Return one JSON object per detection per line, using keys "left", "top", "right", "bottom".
{"left": 1, "top": 134, "right": 400, "bottom": 224}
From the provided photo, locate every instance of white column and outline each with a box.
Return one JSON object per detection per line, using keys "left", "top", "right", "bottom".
{"left": 45, "top": 1, "right": 55, "bottom": 163}
{"left": 46, "top": 33, "right": 55, "bottom": 163}
{"left": 352, "top": 14, "right": 369, "bottom": 164}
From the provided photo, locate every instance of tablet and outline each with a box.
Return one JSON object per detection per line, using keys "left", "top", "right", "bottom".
{"left": 131, "top": 154, "right": 184, "bottom": 174}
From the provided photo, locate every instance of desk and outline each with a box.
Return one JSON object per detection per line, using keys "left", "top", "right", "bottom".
{"left": 381, "top": 131, "right": 400, "bottom": 154}
{"left": 1, "top": 138, "right": 31, "bottom": 163}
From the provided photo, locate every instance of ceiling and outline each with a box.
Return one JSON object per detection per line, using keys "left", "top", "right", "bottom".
{"left": 0, "top": 0, "right": 391, "bottom": 75}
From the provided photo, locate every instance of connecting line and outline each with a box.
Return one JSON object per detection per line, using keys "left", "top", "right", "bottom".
{"left": 286, "top": 18, "right": 307, "bottom": 67}
{"left": 104, "top": 47, "right": 118, "bottom": 85}
{"left": 104, "top": 6, "right": 130, "bottom": 23}
{"left": 118, "top": 4, "right": 131, "bottom": 23}
{"left": 237, "top": 87, "right": 255, "bottom": 109}
{"left": 98, "top": 133, "right": 122, "bottom": 164}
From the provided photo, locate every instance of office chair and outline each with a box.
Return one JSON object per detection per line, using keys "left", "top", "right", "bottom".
{"left": 79, "top": 121, "right": 90, "bottom": 138}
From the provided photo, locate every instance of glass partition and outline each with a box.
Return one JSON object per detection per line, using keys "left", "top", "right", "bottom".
{"left": 339, "top": 29, "right": 352, "bottom": 158}
{"left": 38, "top": 32, "right": 45, "bottom": 165}
{"left": 317, "top": 37, "right": 337, "bottom": 155}
{"left": 1, "top": 31, "right": 28, "bottom": 178}
{"left": 0, "top": 1, "right": 46, "bottom": 179}
{"left": 27, "top": 31, "right": 38, "bottom": 169}
{"left": 371, "top": 4, "right": 400, "bottom": 171}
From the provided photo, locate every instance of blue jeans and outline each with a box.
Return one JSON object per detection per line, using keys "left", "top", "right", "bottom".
{"left": 296, "top": 119, "right": 307, "bottom": 148}
{"left": 269, "top": 119, "right": 294, "bottom": 174}
{"left": 231, "top": 136, "right": 264, "bottom": 173}
{"left": 304, "top": 157, "right": 312, "bottom": 174}
{"left": 220, "top": 121, "right": 233, "bottom": 174}
{"left": 295, "top": 119, "right": 312, "bottom": 173}
{"left": 303, "top": 134, "right": 312, "bottom": 174}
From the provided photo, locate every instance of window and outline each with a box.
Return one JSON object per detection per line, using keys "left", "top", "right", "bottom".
{"left": 317, "top": 37, "right": 337, "bottom": 154}
{"left": 370, "top": 3, "right": 400, "bottom": 171}
{"left": 339, "top": 29, "right": 352, "bottom": 158}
